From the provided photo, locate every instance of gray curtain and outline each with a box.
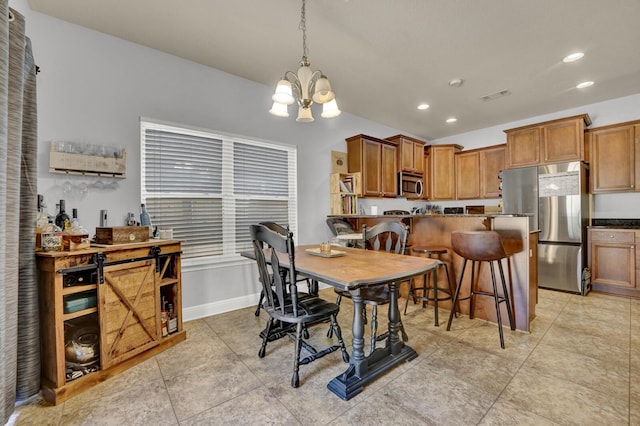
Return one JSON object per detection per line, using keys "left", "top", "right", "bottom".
{"left": 0, "top": 2, "right": 39, "bottom": 423}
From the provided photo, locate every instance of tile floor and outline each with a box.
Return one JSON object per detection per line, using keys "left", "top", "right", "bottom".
{"left": 10, "top": 288, "right": 640, "bottom": 425}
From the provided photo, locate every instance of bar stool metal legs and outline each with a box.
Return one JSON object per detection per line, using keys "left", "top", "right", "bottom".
{"left": 404, "top": 247, "right": 458, "bottom": 326}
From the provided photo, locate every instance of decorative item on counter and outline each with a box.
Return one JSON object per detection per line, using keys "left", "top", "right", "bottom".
{"left": 159, "top": 229, "right": 173, "bottom": 240}
{"left": 320, "top": 242, "right": 332, "bottom": 254}
{"left": 36, "top": 194, "right": 49, "bottom": 251}
{"left": 100, "top": 209, "right": 108, "bottom": 227}
{"left": 62, "top": 209, "right": 90, "bottom": 251}
{"left": 140, "top": 203, "right": 153, "bottom": 237}
{"left": 54, "top": 199, "right": 70, "bottom": 229}
{"left": 126, "top": 212, "right": 137, "bottom": 226}
{"left": 95, "top": 226, "right": 149, "bottom": 245}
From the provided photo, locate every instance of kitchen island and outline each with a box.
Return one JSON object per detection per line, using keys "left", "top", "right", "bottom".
{"left": 329, "top": 214, "right": 537, "bottom": 332}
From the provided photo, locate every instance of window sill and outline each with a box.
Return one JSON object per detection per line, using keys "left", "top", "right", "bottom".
{"left": 182, "top": 254, "right": 253, "bottom": 273}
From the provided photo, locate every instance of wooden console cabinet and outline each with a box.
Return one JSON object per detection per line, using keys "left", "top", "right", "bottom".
{"left": 36, "top": 240, "right": 186, "bottom": 404}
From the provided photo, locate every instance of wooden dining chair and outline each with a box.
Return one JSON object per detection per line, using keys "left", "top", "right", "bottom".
{"left": 253, "top": 222, "right": 315, "bottom": 317}
{"left": 250, "top": 224, "right": 349, "bottom": 388}
{"left": 328, "top": 221, "right": 409, "bottom": 354}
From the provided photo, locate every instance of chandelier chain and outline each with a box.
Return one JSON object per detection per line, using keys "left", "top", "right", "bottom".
{"left": 299, "top": 0, "right": 308, "bottom": 59}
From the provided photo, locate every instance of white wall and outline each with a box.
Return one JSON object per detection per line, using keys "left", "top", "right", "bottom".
{"left": 15, "top": 1, "right": 403, "bottom": 320}
{"left": 15, "top": 1, "right": 640, "bottom": 320}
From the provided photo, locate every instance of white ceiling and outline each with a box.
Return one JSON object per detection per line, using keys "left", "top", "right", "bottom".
{"left": 28, "top": 0, "right": 640, "bottom": 140}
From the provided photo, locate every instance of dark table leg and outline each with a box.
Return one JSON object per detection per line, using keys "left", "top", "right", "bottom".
{"left": 327, "top": 283, "right": 417, "bottom": 400}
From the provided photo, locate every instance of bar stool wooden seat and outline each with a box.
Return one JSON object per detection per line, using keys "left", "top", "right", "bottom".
{"left": 446, "top": 231, "right": 515, "bottom": 348}
{"left": 404, "top": 246, "right": 456, "bottom": 326}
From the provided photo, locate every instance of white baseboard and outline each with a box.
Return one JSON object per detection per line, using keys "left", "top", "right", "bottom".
{"left": 182, "top": 292, "right": 260, "bottom": 322}
{"left": 181, "top": 283, "right": 331, "bottom": 323}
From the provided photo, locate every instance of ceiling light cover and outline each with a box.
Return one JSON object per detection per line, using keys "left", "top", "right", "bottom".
{"left": 576, "top": 81, "right": 594, "bottom": 89}
{"left": 446, "top": 117, "right": 457, "bottom": 123}
{"left": 269, "top": 0, "right": 339, "bottom": 122}
{"left": 321, "top": 99, "right": 341, "bottom": 118}
{"left": 563, "top": 52, "right": 584, "bottom": 63}
{"left": 417, "top": 103, "right": 430, "bottom": 110}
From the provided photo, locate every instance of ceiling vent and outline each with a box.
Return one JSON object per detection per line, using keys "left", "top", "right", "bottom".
{"left": 480, "top": 89, "right": 511, "bottom": 102}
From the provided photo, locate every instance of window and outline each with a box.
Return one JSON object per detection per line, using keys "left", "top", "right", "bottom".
{"left": 141, "top": 119, "right": 297, "bottom": 261}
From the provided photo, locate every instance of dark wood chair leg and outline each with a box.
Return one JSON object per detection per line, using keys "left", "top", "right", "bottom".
{"left": 292, "top": 322, "right": 303, "bottom": 388}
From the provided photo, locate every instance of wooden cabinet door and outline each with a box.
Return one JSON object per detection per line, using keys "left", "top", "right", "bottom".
{"left": 381, "top": 143, "right": 398, "bottom": 197}
{"left": 400, "top": 139, "right": 414, "bottom": 173}
{"left": 430, "top": 145, "right": 460, "bottom": 200}
{"left": 362, "top": 139, "right": 382, "bottom": 197}
{"left": 506, "top": 127, "right": 541, "bottom": 168}
{"left": 480, "top": 145, "right": 506, "bottom": 198}
{"left": 590, "top": 124, "right": 636, "bottom": 193}
{"left": 99, "top": 259, "right": 159, "bottom": 369}
{"left": 422, "top": 151, "right": 430, "bottom": 200}
{"left": 413, "top": 142, "right": 425, "bottom": 175}
{"left": 455, "top": 151, "right": 480, "bottom": 199}
{"left": 542, "top": 118, "right": 584, "bottom": 164}
{"left": 589, "top": 230, "right": 636, "bottom": 289}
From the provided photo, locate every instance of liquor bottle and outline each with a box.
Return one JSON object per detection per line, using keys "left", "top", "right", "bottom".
{"left": 140, "top": 203, "right": 152, "bottom": 236}
{"left": 167, "top": 303, "right": 178, "bottom": 334}
{"left": 36, "top": 195, "right": 49, "bottom": 251}
{"left": 55, "top": 199, "right": 71, "bottom": 229}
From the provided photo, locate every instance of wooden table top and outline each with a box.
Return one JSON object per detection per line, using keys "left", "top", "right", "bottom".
{"left": 245, "top": 244, "right": 439, "bottom": 292}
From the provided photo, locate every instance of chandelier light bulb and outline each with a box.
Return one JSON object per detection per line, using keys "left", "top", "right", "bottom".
{"left": 269, "top": 101, "right": 289, "bottom": 117}
{"left": 321, "top": 99, "right": 341, "bottom": 118}
{"left": 272, "top": 79, "right": 295, "bottom": 105}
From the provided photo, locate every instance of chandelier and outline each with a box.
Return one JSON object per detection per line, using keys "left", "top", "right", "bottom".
{"left": 269, "top": 0, "right": 341, "bottom": 122}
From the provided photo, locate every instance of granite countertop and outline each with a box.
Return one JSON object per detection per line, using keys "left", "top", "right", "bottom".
{"left": 590, "top": 218, "right": 640, "bottom": 229}
{"left": 328, "top": 213, "right": 533, "bottom": 218}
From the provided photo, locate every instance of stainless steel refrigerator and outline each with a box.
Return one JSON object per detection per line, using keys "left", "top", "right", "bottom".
{"left": 502, "top": 161, "right": 589, "bottom": 294}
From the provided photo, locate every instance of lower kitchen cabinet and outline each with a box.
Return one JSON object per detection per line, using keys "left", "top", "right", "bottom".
{"left": 588, "top": 229, "right": 638, "bottom": 297}
{"left": 36, "top": 239, "right": 186, "bottom": 404}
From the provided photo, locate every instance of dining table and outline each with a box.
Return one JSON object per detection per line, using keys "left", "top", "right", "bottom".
{"left": 243, "top": 243, "right": 439, "bottom": 400}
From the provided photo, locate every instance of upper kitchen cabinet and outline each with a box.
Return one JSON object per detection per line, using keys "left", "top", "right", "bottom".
{"left": 426, "top": 144, "right": 463, "bottom": 200}
{"left": 479, "top": 144, "right": 506, "bottom": 198}
{"left": 455, "top": 149, "right": 481, "bottom": 199}
{"left": 346, "top": 134, "right": 398, "bottom": 198}
{"left": 455, "top": 144, "right": 505, "bottom": 200}
{"left": 386, "top": 134, "right": 426, "bottom": 176}
{"left": 588, "top": 120, "right": 640, "bottom": 193}
{"left": 504, "top": 114, "right": 591, "bottom": 168}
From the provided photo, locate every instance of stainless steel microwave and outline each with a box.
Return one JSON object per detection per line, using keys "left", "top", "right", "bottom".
{"left": 398, "top": 173, "right": 424, "bottom": 198}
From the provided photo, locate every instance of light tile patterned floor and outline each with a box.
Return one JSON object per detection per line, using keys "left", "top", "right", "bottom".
{"left": 11, "top": 289, "right": 640, "bottom": 425}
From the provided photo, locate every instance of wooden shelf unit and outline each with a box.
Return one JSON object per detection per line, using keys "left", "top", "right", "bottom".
{"left": 330, "top": 172, "right": 361, "bottom": 215}
{"left": 36, "top": 239, "right": 186, "bottom": 404}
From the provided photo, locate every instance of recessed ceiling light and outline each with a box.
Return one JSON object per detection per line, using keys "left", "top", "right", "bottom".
{"left": 576, "top": 81, "right": 594, "bottom": 89}
{"left": 563, "top": 52, "right": 584, "bottom": 63}
{"left": 446, "top": 117, "right": 457, "bottom": 123}
{"left": 448, "top": 78, "right": 464, "bottom": 88}
{"left": 417, "top": 103, "right": 430, "bottom": 110}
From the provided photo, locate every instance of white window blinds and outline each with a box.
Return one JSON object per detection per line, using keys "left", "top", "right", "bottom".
{"left": 141, "top": 120, "right": 297, "bottom": 260}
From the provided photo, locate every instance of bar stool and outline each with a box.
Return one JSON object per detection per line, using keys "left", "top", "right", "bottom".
{"left": 446, "top": 231, "right": 515, "bottom": 349}
{"left": 404, "top": 246, "right": 457, "bottom": 326}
